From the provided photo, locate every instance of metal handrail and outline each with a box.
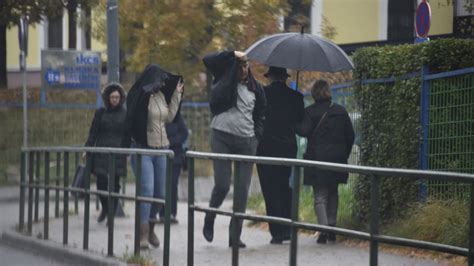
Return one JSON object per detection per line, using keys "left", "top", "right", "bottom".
{"left": 186, "top": 150, "right": 474, "bottom": 266}
{"left": 22, "top": 146, "right": 174, "bottom": 158}
{"left": 18, "top": 146, "right": 175, "bottom": 266}
{"left": 187, "top": 151, "right": 474, "bottom": 182}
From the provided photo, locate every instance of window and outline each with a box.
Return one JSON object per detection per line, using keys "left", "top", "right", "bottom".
{"left": 48, "top": 15, "right": 63, "bottom": 49}
{"left": 388, "top": 0, "right": 416, "bottom": 40}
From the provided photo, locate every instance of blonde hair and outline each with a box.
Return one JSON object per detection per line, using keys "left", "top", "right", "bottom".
{"left": 311, "top": 80, "right": 332, "bottom": 101}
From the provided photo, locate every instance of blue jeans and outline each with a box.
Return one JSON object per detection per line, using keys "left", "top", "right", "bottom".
{"left": 139, "top": 154, "right": 167, "bottom": 224}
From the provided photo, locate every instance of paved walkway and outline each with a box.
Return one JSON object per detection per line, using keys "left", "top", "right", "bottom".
{"left": 24, "top": 196, "right": 443, "bottom": 266}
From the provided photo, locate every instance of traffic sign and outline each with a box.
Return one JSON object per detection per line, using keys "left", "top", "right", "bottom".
{"left": 415, "top": 1, "right": 431, "bottom": 38}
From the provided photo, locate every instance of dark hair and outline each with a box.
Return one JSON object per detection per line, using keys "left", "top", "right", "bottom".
{"left": 102, "top": 82, "right": 126, "bottom": 109}
{"left": 311, "top": 80, "right": 332, "bottom": 101}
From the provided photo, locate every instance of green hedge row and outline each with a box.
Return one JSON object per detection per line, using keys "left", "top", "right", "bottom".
{"left": 352, "top": 39, "right": 474, "bottom": 223}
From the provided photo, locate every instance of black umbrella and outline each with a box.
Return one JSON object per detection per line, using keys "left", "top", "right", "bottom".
{"left": 245, "top": 28, "right": 353, "bottom": 89}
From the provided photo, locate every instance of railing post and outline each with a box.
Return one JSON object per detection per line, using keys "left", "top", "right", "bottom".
{"left": 134, "top": 154, "right": 142, "bottom": 256}
{"left": 289, "top": 166, "right": 301, "bottom": 266}
{"left": 44, "top": 152, "right": 50, "bottom": 240}
{"left": 27, "top": 151, "right": 34, "bottom": 235}
{"left": 55, "top": 152, "right": 61, "bottom": 218}
{"left": 107, "top": 153, "right": 115, "bottom": 257}
{"left": 63, "top": 151, "right": 69, "bottom": 245}
{"left": 83, "top": 153, "right": 92, "bottom": 250}
{"left": 34, "top": 151, "right": 40, "bottom": 222}
{"left": 164, "top": 156, "right": 173, "bottom": 266}
{"left": 19, "top": 152, "right": 26, "bottom": 232}
{"left": 231, "top": 160, "right": 240, "bottom": 266}
{"left": 369, "top": 174, "right": 380, "bottom": 266}
{"left": 74, "top": 152, "right": 79, "bottom": 214}
{"left": 469, "top": 182, "right": 474, "bottom": 266}
{"left": 419, "top": 65, "right": 429, "bottom": 201}
{"left": 187, "top": 156, "right": 195, "bottom": 266}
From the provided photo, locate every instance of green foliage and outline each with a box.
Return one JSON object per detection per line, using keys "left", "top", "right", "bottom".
{"left": 384, "top": 200, "right": 469, "bottom": 248}
{"left": 122, "top": 246, "right": 154, "bottom": 266}
{"left": 352, "top": 39, "right": 474, "bottom": 223}
{"left": 92, "top": 0, "right": 288, "bottom": 100}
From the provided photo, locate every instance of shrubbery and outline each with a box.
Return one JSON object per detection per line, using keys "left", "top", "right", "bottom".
{"left": 352, "top": 39, "right": 474, "bottom": 223}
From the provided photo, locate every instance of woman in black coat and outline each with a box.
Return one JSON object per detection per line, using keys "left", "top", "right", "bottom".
{"left": 298, "top": 80, "right": 355, "bottom": 244}
{"left": 85, "top": 83, "right": 127, "bottom": 223}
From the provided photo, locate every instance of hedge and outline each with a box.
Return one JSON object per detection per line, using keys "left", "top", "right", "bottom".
{"left": 352, "top": 39, "right": 474, "bottom": 223}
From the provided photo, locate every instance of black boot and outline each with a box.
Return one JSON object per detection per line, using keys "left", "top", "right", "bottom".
{"left": 228, "top": 239, "right": 246, "bottom": 248}
{"left": 328, "top": 232, "right": 336, "bottom": 242}
{"left": 203, "top": 215, "right": 215, "bottom": 242}
{"left": 97, "top": 209, "right": 107, "bottom": 223}
{"left": 317, "top": 233, "right": 327, "bottom": 244}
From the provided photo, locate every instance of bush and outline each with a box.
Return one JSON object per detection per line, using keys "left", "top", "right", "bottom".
{"left": 352, "top": 39, "right": 474, "bottom": 223}
{"left": 384, "top": 200, "right": 469, "bottom": 248}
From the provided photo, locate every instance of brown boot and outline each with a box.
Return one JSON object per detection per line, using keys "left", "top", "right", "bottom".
{"left": 140, "top": 224, "right": 149, "bottom": 249}
{"left": 149, "top": 223, "right": 160, "bottom": 248}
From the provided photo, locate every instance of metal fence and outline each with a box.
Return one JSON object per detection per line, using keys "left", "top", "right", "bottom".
{"left": 18, "top": 146, "right": 175, "bottom": 266}
{"left": 332, "top": 67, "right": 474, "bottom": 200}
{"left": 422, "top": 67, "right": 474, "bottom": 200}
{"left": 186, "top": 150, "right": 474, "bottom": 266}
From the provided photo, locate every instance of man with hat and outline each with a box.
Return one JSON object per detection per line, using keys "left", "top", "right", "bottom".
{"left": 256, "top": 66, "right": 304, "bottom": 244}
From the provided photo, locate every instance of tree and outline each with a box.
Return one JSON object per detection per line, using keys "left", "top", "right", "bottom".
{"left": 91, "top": 0, "right": 289, "bottom": 100}
{"left": 0, "top": 1, "right": 46, "bottom": 88}
{"left": 61, "top": 0, "right": 98, "bottom": 49}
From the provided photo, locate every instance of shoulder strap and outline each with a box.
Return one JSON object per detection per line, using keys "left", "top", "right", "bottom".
{"left": 314, "top": 102, "right": 333, "bottom": 132}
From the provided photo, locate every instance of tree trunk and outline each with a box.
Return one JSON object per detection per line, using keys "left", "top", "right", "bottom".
{"left": 0, "top": 24, "right": 7, "bottom": 88}
{"left": 84, "top": 5, "right": 91, "bottom": 49}
{"left": 67, "top": 0, "right": 78, "bottom": 49}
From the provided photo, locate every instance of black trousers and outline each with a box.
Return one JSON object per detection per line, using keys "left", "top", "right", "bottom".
{"left": 96, "top": 174, "right": 121, "bottom": 214}
{"left": 256, "top": 163, "right": 292, "bottom": 239}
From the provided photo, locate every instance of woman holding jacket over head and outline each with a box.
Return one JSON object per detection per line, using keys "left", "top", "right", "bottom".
{"left": 122, "top": 64, "right": 184, "bottom": 249}
{"left": 298, "top": 80, "right": 355, "bottom": 244}
{"left": 84, "top": 83, "right": 127, "bottom": 224}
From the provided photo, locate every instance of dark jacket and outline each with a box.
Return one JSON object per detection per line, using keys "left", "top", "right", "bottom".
{"left": 165, "top": 113, "right": 189, "bottom": 165}
{"left": 85, "top": 84, "right": 127, "bottom": 177}
{"left": 257, "top": 81, "right": 304, "bottom": 158}
{"left": 122, "top": 64, "right": 182, "bottom": 148}
{"left": 203, "top": 50, "right": 266, "bottom": 140}
{"left": 298, "top": 100, "right": 355, "bottom": 185}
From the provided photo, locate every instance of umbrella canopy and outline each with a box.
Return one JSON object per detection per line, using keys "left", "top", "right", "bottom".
{"left": 245, "top": 32, "right": 353, "bottom": 72}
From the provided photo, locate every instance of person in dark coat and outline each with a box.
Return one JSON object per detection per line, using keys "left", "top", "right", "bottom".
{"left": 298, "top": 80, "right": 355, "bottom": 244}
{"left": 256, "top": 66, "right": 304, "bottom": 244}
{"left": 157, "top": 113, "right": 189, "bottom": 223}
{"left": 85, "top": 83, "right": 127, "bottom": 224}
{"left": 202, "top": 50, "right": 266, "bottom": 248}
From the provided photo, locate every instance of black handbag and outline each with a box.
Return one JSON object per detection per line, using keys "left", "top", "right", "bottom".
{"left": 72, "top": 164, "right": 86, "bottom": 198}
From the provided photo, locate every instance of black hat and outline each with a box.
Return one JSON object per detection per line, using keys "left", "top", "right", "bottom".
{"left": 264, "top": 66, "right": 290, "bottom": 78}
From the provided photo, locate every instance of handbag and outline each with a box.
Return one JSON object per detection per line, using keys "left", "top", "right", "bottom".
{"left": 72, "top": 164, "right": 86, "bottom": 198}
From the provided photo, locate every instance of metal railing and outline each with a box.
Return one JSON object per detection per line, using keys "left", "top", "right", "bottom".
{"left": 186, "top": 150, "right": 474, "bottom": 266}
{"left": 18, "top": 146, "right": 175, "bottom": 266}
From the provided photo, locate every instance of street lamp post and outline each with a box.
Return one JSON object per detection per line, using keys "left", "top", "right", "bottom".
{"left": 18, "top": 16, "right": 29, "bottom": 151}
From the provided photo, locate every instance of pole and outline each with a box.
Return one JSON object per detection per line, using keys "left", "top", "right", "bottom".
{"left": 22, "top": 50, "right": 27, "bottom": 150}
{"left": 106, "top": 0, "right": 119, "bottom": 83}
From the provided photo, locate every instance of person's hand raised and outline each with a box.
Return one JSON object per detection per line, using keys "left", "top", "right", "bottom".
{"left": 234, "top": 51, "right": 247, "bottom": 61}
{"left": 176, "top": 79, "right": 184, "bottom": 93}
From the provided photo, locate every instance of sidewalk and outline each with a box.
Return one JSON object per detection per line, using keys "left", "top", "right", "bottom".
{"left": 1, "top": 178, "right": 446, "bottom": 265}
{"left": 22, "top": 198, "right": 443, "bottom": 266}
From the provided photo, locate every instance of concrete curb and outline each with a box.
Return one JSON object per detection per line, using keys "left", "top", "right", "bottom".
{"left": 1, "top": 230, "right": 126, "bottom": 266}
